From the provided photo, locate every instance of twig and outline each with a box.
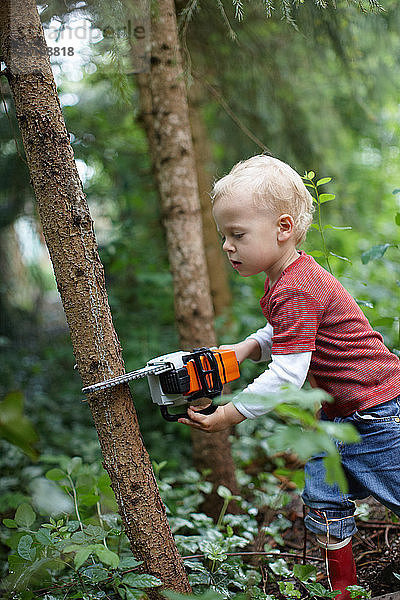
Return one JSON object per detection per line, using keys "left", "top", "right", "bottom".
{"left": 182, "top": 550, "right": 324, "bottom": 562}
{"left": 200, "top": 76, "right": 272, "bottom": 154}
{"left": 303, "top": 504, "right": 308, "bottom": 565}
{"left": 359, "top": 520, "right": 400, "bottom": 526}
{"left": 358, "top": 522, "right": 400, "bottom": 529}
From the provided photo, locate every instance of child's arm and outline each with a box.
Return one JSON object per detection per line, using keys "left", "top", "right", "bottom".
{"left": 234, "top": 352, "right": 311, "bottom": 419}
{"left": 220, "top": 323, "right": 274, "bottom": 364}
{"left": 219, "top": 338, "right": 262, "bottom": 363}
{"left": 178, "top": 402, "right": 246, "bottom": 432}
{"left": 179, "top": 352, "right": 312, "bottom": 432}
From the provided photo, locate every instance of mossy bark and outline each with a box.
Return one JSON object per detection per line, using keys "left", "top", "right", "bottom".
{"left": 0, "top": 0, "right": 191, "bottom": 594}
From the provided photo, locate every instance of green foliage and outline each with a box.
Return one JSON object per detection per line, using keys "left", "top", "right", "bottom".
{"left": 225, "top": 385, "right": 359, "bottom": 491}
{"left": 1, "top": 4, "right": 399, "bottom": 600}
{"left": 303, "top": 170, "right": 355, "bottom": 274}
{"left": 0, "top": 391, "right": 39, "bottom": 459}
{"left": 0, "top": 456, "right": 162, "bottom": 599}
{"left": 0, "top": 411, "right": 374, "bottom": 600}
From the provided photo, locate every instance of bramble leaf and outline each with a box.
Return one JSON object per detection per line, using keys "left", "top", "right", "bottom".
{"left": 15, "top": 504, "right": 36, "bottom": 528}
{"left": 17, "top": 535, "right": 36, "bottom": 561}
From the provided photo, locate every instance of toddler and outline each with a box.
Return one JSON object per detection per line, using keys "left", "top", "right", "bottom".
{"left": 179, "top": 155, "right": 400, "bottom": 599}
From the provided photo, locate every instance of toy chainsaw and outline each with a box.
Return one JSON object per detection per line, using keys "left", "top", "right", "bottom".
{"left": 82, "top": 347, "right": 240, "bottom": 422}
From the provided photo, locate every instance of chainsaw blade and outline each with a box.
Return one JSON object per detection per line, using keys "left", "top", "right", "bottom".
{"left": 82, "top": 362, "right": 172, "bottom": 395}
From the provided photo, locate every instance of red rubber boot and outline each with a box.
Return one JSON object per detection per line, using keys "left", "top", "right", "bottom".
{"left": 320, "top": 537, "right": 357, "bottom": 600}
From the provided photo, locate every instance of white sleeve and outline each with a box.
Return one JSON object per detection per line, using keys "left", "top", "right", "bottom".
{"left": 245, "top": 323, "right": 273, "bottom": 362}
{"left": 233, "top": 352, "right": 312, "bottom": 419}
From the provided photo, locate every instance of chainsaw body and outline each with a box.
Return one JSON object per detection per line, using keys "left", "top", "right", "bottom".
{"left": 82, "top": 347, "right": 240, "bottom": 422}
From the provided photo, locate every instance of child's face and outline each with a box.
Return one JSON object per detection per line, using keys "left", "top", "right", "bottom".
{"left": 213, "top": 192, "right": 294, "bottom": 278}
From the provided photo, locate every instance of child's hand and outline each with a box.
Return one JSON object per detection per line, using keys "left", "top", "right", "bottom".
{"left": 178, "top": 402, "right": 246, "bottom": 432}
{"left": 219, "top": 338, "right": 261, "bottom": 363}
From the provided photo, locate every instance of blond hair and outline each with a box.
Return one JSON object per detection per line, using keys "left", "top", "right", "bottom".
{"left": 211, "top": 155, "right": 314, "bottom": 245}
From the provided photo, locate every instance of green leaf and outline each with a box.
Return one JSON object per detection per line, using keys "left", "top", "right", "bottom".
{"left": 79, "top": 492, "right": 100, "bottom": 506}
{"left": 306, "top": 171, "right": 315, "bottom": 180}
{"left": 94, "top": 544, "right": 120, "bottom": 568}
{"left": 81, "top": 564, "right": 109, "bottom": 582}
{"left": 118, "top": 556, "right": 143, "bottom": 570}
{"left": 45, "top": 468, "right": 67, "bottom": 481}
{"left": 217, "top": 485, "right": 233, "bottom": 500}
{"left": 356, "top": 299, "right": 374, "bottom": 308}
{"left": 319, "top": 422, "right": 360, "bottom": 444}
{"left": 316, "top": 177, "right": 332, "bottom": 186}
{"left": 74, "top": 546, "right": 93, "bottom": 569}
{"left": 199, "top": 540, "right": 227, "bottom": 562}
{"left": 67, "top": 456, "right": 82, "bottom": 475}
{"left": 329, "top": 252, "right": 351, "bottom": 263}
{"left": 15, "top": 504, "right": 36, "bottom": 528}
{"left": 169, "top": 517, "right": 194, "bottom": 533}
{"left": 64, "top": 543, "right": 81, "bottom": 553}
{"left": 306, "top": 582, "right": 339, "bottom": 598}
{"left": 269, "top": 558, "right": 291, "bottom": 576}
{"left": 3, "top": 518, "right": 18, "bottom": 528}
{"left": 361, "top": 243, "right": 393, "bottom": 264}
{"left": 35, "top": 529, "right": 53, "bottom": 546}
{"left": 17, "top": 535, "right": 36, "bottom": 561}
{"left": 346, "top": 585, "right": 371, "bottom": 599}
{"left": 0, "top": 391, "right": 39, "bottom": 459}
{"left": 319, "top": 193, "right": 335, "bottom": 203}
{"left": 323, "top": 225, "right": 352, "bottom": 230}
{"left": 85, "top": 524, "right": 106, "bottom": 541}
{"left": 308, "top": 250, "right": 325, "bottom": 257}
{"left": 124, "top": 588, "right": 146, "bottom": 600}
{"left": 293, "top": 563, "right": 317, "bottom": 582}
{"left": 67, "top": 520, "right": 81, "bottom": 532}
{"left": 123, "top": 573, "right": 162, "bottom": 588}
{"left": 396, "top": 213, "right": 400, "bottom": 226}
{"left": 323, "top": 454, "right": 348, "bottom": 492}
{"left": 275, "top": 403, "right": 316, "bottom": 426}
{"left": 279, "top": 581, "right": 301, "bottom": 598}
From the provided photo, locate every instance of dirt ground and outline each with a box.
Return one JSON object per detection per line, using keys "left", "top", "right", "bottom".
{"left": 276, "top": 497, "right": 400, "bottom": 597}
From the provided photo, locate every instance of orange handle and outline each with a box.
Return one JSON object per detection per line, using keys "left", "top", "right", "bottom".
{"left": 185, "top": 349, "right": 240, "bottom": 396}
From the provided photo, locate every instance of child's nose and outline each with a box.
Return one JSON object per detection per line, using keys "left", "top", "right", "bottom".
{"left": 222, "top": 238, "right": 234, "bottom": 252}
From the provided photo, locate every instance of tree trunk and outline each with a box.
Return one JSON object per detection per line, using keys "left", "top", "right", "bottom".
{"left": 0, "top": 1, "right": 190, "bottom": 594}
{"left": 188, "top": 81, "right": 232, "bottom": 318}
{"left": 135, "top": 0, "right": 239, "bottom": 519}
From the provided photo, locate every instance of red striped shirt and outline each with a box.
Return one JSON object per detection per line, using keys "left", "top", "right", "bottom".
{"left": 260, "top": 252, "right": 400, "bottom": 417}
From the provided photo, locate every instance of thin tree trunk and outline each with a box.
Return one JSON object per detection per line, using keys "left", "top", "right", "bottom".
{"left": 135, "top": 0, "right": 239, "bottom": 519}
{"left": 0, "top": 1, "right": 190, "bottom": 594}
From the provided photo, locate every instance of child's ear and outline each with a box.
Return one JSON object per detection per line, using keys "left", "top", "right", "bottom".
{"left": 277, "top": 214, "right": 295, "bottom": 241}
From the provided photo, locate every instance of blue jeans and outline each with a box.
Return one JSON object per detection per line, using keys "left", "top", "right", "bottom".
{"left": 302, "top": 395, "right": 400, "bottom": 539}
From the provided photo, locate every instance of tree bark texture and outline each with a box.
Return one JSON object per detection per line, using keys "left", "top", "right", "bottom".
{"left": 136, "top": 0, "right": 239, "bottom": 519}
{"left": 0, "top": 1, "right": 191, "bottom": 594}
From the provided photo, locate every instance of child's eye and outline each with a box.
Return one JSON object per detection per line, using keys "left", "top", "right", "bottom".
{"left": 220, "top": 235, "right": 226, "bottom": 246}
{"left": 234, "top": 233, "right": 244, "bottom": 239}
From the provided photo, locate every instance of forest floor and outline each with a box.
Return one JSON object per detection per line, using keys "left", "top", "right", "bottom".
{"left": 276, "top": 497, "right": 400, "bottom": 598}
